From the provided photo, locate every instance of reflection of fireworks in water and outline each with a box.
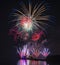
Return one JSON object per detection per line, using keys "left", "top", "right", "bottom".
{"left": 17, "top": 60, "right": 49, "bottom": 65}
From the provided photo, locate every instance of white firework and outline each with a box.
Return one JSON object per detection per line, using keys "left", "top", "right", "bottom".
{"left": 9, "top": 1, "right": 52, "bottom": 32}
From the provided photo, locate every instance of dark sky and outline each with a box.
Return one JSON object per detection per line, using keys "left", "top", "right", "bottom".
{"left": 0, "top": 0, "right": 60, "bottom": 65}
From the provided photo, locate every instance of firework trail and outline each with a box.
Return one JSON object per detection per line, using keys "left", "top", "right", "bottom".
{"left": 9, "top": 0, "right": 53, "bottom": 33}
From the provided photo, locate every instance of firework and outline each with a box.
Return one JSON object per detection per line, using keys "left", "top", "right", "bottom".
{"left": 17, "top": 40, "right": 48, "bottom": 59}
{"left": 9, "top": 1, "right": 52, "bottom": 33}
{"left": 40, "top": 48, "right": 50, "bottom": 57}
{"left": 8, "top": 0, "right": 54, "bottom": 43}
{"left": 17, "top": 45, "right": 30, "bottom": 58}
{"left": 8, "top": 0, "right": 52, "bottom": 60}
{"left": 31, "top": 31, "right": 46, "bottom": 41}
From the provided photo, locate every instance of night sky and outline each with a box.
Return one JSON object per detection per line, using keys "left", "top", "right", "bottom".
{"left": 0, "top": 0, "right": 60, "bottom": 65}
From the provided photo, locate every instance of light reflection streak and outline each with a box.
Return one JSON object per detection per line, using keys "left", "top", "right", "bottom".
{"left": 17, "top": 60, "right": 49, "bottom": 65}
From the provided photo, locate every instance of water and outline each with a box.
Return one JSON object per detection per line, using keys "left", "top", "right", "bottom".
{"left": 17, "top": 59, "right": 60, "bottom": 65}
{"left": 17, "top": 60, "right": 49, "bottom": 65}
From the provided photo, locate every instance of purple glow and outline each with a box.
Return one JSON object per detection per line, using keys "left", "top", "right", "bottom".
{"left": 17, "top": 60, "right": 49, "bottom": 65}
{"left": 17, "top": 45, "right": 30, "bottom": 58}
{"left": 40, "top": 48, "right": 50, "bottom": 57}
{"left": 17, "top": 42, "right": 50, "bottom": 59}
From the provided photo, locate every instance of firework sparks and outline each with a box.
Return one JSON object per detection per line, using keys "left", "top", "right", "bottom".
{"left": 17, "top": 41, "right": 48, "bottom": 59}
{"left": 40, "top": 48, "right": 50, "bottom": 57}
{"left": 20, "top": 16, "right": 33, "bottom": 31}
{"left": 17, "top": 45, "right": 30, "bottom": 58}
{"left": 9, "top": 1, "right": 52, "bottom": 32}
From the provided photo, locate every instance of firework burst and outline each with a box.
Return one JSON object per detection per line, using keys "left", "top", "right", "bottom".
{"left": 40, "top": 48, "right": 50, "bottom": 57}
{"left": 9, "top": 1, "right": 52, "bottom": 33}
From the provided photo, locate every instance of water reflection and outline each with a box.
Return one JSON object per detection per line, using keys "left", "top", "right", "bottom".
{"left": 17, "top": 60, "right": 49, "bottom": 65}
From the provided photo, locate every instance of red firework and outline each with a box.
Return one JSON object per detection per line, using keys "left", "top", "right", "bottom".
{"left": 32, "top": 31, "right": 46, "bottom": 41}
{"left": 20, "top": 16, "right": 32, "bottom": 26}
